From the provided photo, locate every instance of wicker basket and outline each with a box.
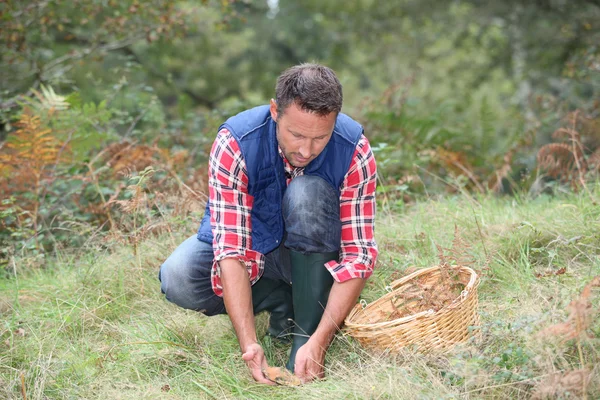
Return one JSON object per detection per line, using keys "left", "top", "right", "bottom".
{"left": 344, "top": 265, "right": 480, "bottom": 353}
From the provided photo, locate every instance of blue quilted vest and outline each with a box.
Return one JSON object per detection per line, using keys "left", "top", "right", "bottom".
{"left": 197, "top": 105, "right": 363, "bottom": 255}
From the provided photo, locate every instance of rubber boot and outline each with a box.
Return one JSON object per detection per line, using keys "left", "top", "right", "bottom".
{"left": 251, "top": 277, "right": 294, "bottom": 340}
{"left": 286, "top": 251, "right": 337, "bottom": 372}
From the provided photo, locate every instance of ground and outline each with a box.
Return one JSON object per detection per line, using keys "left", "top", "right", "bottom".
{"left": 1, "top": 190, "right": 599, "bottom": 399}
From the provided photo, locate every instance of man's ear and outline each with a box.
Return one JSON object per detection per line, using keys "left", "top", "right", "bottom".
{"left": 269, "top": 98, "right": 278, "bottom": 121}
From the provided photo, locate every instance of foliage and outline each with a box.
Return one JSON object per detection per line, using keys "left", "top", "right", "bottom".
{"left": 0, "top": 87, "right": 208, "bottom": 268}
{"left": 1, "top": 0, "right": 598, "bottom": 195}
{"left": 1, "top": 0, "right": 189, "bottom": 93}
{"left": 360, "top": 83, "right": 532, "bottom": 202}
{"left": 535, "top": 110, "right": 600, "bottom": 191}
{"left": 1, "top": 2, "right": 600, "bottom": 398}
{"left": 0, "top": 112, "right": 64, "bottom": 262}
{"left": 533, "top": 276, "right": 600, "bottom": 399}
{"left": 0, "top": 0, "right": 598, "bottom": 274}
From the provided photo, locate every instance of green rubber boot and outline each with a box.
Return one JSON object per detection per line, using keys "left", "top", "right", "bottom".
{"left": 286, "top": 251, "right": 337, "bottom": 372}
{"left": 251, "top": 277, "right": 294, "bottom": 340}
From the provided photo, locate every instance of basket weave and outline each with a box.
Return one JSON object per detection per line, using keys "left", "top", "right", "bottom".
{"left": 344, "top": 265, "right": 480, "bottom": 353}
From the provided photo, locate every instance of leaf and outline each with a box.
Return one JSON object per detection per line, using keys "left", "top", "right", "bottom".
{"left": 262, "top": 366, "right": 302, "bottom": 386}
{"left": 32, "top": 84, "right": 70, "bottom": 111}
{"left": 534, "top": 267, "right": 566, "bottom": 278}
{"left": 66, "top": 92, "right": 83, "bottom": 109}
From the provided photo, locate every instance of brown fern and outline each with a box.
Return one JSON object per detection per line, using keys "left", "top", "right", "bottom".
{"left": 537, "top": 143, "right": 578, "bottom": 179}
{"left": 0, "top": 113, "right": 61, "bottom": 186}
{"left": 540, "top": 276, "right": 600, "bottom": 342}
{"left": 434, "top": 147, "right": 485, "bottom": 193}
{"left": 0, "top": 112, "right": 66, "bottom": 245}
{"left": 537, "top": 110, "right": 593, "bottom": 190}
{"left": 488, "top": 129, "right": 534, "bottom": 194}
{"left": 488, "top": 151, "right": 513, "bottom": 194}
{"left": 435, "top": 226, "right": 477, "bottom": 279}
{"left": 588, "top": 147, "right": 600, "bottom": 172}
{"left": 536, "top": 276, "right": 600, "bottom": 399}
{"left": 532, "top": 369, "right": 592, "bottom": 400}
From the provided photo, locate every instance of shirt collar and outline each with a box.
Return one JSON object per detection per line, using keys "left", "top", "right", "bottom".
{"left": 278, "top": 146, "right": 305, "bottom": 178}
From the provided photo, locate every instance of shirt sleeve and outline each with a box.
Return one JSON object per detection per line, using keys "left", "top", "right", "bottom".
{"left": 325, "top": 134, "right": 378, "bottom": 281}
{"left": 208, "top": 128, "right": 264, "bottom": 297}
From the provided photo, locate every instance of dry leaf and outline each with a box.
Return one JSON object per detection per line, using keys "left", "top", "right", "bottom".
{"left": 262, "top": 366, "right": 302, "bottom": 386}
{"left": 535, "top": 267, "right": 566, "bottom": 278}
{"left": 14, "top": 328, "right": 25, "bottom": 337}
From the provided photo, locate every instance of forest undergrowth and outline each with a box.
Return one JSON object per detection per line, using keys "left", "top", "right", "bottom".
{"left": 1, "top": 186, "right": 599, "bottom": 399}
{"left": 1, "top": 88, "right": 600, "bottom": 399}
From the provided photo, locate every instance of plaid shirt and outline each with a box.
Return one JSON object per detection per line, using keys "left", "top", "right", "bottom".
{"left": 209, "top": 128, "right": 378, "bottom": 296}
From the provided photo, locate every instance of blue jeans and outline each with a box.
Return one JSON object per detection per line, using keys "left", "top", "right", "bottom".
{"left": 158, "top": 175, "right": 341, "bottom": 315}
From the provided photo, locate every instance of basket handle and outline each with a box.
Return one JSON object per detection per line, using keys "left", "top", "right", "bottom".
{"left": 389, "top": 266, "right": 438, "bottom": 289}
{"left": 389, "top": 265, "right": 480, "bottom": 291}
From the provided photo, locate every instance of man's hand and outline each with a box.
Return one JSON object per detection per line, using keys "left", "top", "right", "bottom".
{"left": 242, "top": 342, "right": 275, "bottom": 385}
{"left": 293, "top": 338, "right": 327, "bottom": 383}
{"left": 293, "top": 278, "right": 367, "bottom": 383}
{"left": 220, "top": 259, "right": 273, "bottom": 385}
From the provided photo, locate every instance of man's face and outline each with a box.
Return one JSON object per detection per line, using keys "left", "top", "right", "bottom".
{"left": 270, "top": 99, "right": 336, "bottom": 168}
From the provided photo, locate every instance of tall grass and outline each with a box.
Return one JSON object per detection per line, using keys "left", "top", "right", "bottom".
{"left": 1, "top": 188, "right": 599, "bottom": 399}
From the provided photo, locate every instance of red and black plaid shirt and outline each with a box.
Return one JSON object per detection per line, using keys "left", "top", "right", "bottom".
{"left": 209, "top": 128, "right": 378, "bottom": 296}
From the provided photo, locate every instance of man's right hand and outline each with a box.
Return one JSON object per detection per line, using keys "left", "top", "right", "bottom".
{"left": 242, "top": 342, "right": 275, "bottom": 385}
{"left": 220, "top": 259, "right": 273, "bottom": 384}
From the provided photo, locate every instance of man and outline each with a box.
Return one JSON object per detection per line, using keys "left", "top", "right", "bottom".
{"left": 159, "top": 63, "right": 377, "bottom": 384}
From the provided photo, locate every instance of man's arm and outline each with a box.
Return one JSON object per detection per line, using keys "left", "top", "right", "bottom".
{"left": 208, "top": 129, "right": 272, "bottom": 384}
{"left": 220, "top": 258, "right": 273, "bottom": 385}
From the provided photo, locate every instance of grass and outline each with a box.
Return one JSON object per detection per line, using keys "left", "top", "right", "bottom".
{"left": 1, "top": 190, "right": 600, "bottom": 399}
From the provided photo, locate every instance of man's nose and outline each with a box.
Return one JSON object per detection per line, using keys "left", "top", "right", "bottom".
{"left": 299, "top": 141, "right": 311, "bottom": 158}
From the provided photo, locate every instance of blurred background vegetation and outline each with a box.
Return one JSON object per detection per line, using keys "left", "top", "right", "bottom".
{"left": 1, "top": 0, "right": 599, "bottom": 266}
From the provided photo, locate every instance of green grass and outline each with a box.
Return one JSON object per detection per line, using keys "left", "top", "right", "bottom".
{"left": 2, "top": 190, "right": 600, "bottom": 399}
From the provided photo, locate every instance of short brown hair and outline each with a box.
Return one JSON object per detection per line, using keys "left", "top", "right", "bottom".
{"left": 275, "top": 63, "right": 343, "bottom": 117}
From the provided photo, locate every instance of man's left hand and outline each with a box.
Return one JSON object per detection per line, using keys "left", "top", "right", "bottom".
{"left": 293, "top": 338, "right": 327, "bottom": 383}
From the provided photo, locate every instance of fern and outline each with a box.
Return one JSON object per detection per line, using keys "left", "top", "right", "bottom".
{"left": 536, "top": 111, "right": 591, "bottom": 188}
{"left": 32, "top": 84, "right": 70, "bottom": 111}
{"left": 0, "top": 112, "right": 62, "bottom": 187}
{"left": 588, "top": 148, "right": 600, "bottom": 171}
{"left": 0, "top": 111, "right": 67, "bottom": 250}
{"left": 537, "top": 143, "right": 578, "bottom": 179}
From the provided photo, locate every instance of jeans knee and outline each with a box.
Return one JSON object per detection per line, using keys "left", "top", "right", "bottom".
{"left": 159, "top": 261, "right": 224, "bottom": 315}
{"left": 159, "top": 261, "right": 193, "bottom": 307}
{"left": 283, "top": 176, "right": 338, "bottom": 216}
{"left": 282, "top": 175, "right": 341, "bottom": 253}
